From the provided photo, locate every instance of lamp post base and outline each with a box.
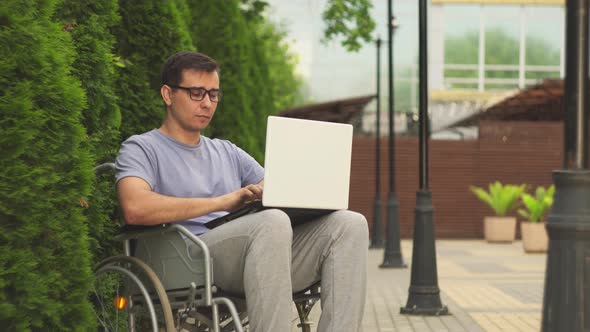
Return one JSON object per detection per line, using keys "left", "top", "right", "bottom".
{"left": 380, "top": 193, "right": 407, "bottom": 268}
{"left": 400, "top": 285, "right": 449, "bottom": 315}
{"left": 542, "top": 170, "right": 590, "bottom": 331}
{"left": 401, "top": 190, "right": 449, "bottom": 316}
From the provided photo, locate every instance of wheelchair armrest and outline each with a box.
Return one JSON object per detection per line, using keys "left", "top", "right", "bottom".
{"left": 94, "top": 162, "right": 116, "bottom": 175}
{"left": 113, "top": 223, "right": 171, "bottom": 241}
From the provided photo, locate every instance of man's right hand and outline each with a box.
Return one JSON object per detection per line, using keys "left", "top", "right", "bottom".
{"left": 221, "top": 184, "right": 263, "bottom": 212}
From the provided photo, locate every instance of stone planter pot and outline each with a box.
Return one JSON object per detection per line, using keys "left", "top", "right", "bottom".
{"left": 484, "top": 216, "right": 516, "bottom": 243}
{"left": 520, "top": 221, "right": 548, "bottom": 253}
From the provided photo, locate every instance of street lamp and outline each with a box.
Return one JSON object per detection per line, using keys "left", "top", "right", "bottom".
{"left": 370, "top": 36, "right": 385, "bottom": 249}
{"left": 400, "top": 0, "right": 448, "bottom": 316}
{"left": 380, "top": 1, "right": 406, "bottom": 268}
{"left": 541, "top": 0, "right": 590, "bottom": 330}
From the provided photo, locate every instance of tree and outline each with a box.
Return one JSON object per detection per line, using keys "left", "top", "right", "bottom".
{"left": 187, "top": 0, "right": 304, "bottom": 162}
{"left": 187, "top": 0, "right": 261, "bottom": 160}
{"left": 114, "top": 0, "right": 194, "bottom": 140}
{"left": 255, "top": 21, "right": 304, "bottom": 112}
{"left": 0, "top": 0, "right": 94, "bottom": 329}
{"left": 55, "top": 0, "right": 122, "bottom": 263}
{"left": 242, "top": 1, "right": 304, "bottom": 160}
{"left": 322, "top": 0, "right": 376, "bottom": 52}
{"left": 242, "top": 0, "right": 376, "bottom": 52}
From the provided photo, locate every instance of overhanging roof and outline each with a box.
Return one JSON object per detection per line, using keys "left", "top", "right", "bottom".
{"left": 278, "top": 95, "right": 376, "bottom": 124}
{"left": 448, "top": 79, "right": 564, "bottom": 128}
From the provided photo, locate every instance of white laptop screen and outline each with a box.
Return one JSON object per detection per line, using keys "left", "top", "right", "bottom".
{"left": 262, "top": 116, "right": 353, "bottom": 210}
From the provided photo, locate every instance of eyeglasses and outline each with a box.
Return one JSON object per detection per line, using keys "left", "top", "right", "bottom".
{"left": 168, "top": 85, "right": 223, "bottom": 102}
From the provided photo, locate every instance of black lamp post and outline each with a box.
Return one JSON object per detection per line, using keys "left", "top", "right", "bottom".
{"left": 541, "top": 0, "right": 590, "bottom": 330}
{"left": 380, "top": 0, "right": 406, "bottom": 268}
{"left": 400, "top": 0, "right": 448, "bottom": 316}
{"left": 371, "top": 37, "right": 385, "bottom": 249}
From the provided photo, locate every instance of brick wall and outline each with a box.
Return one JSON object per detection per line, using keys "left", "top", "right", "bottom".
{"left": 350, "top": 121, "right": 563, "bottom": 238}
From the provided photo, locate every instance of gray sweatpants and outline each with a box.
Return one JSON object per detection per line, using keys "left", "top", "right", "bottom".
{"left": 192, "top": 209, "right": 369, "bottom": 332}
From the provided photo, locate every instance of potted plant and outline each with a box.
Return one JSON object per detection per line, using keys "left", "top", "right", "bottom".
{"left": 470, "top": 181, "right": 526, "bottom": 243}
{"left": 518, "top": 185, "right": 555, "bottom": 253}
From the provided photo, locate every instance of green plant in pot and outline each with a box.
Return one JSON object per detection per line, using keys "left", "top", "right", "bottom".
{"left": 518, "top": 185, "right": 555, "bottom": 253}
{"left": 470, "top": 181, "right": 526, "bottom": 243}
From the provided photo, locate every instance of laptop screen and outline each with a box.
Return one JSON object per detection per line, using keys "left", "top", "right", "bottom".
{"left": 262, "top": 116, "right": 353, "bottom": 210}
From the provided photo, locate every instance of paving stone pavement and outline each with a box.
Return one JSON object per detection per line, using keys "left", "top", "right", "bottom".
{"left": 291, "top": 240, "right": 545, "bottom": 332}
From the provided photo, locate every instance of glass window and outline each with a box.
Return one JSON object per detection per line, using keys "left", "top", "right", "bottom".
{"left": 443, "top": 4, "right": 481, "bottom": 89}
{"left": 525, "top": 6, "right": 563, "bottom": 81}
{"left": 483, "top": 5, "right": 520, "bottom": 89}
{"left": 392, "top": 0, "right": 419, "bottom": 111}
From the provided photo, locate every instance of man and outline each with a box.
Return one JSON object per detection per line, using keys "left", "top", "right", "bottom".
{"left": 115, "top": 51, "right": 368, "bottom": 332}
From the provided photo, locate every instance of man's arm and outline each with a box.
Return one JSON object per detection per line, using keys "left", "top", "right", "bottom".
{"left": 118, "top": 176, "right": 263, "bottom": 225}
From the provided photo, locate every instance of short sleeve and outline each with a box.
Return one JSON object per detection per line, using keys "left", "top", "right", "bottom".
{"left": 115, "top": 137, "right": 157, "bottom": 190}
{"left": 232, "top": 144, "right": 264, "bottom": 186}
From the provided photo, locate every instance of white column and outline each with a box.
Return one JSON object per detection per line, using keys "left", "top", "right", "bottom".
{"left": 430, "top": 4, "right": 445, "bottom": 90}
{"left": 519, "top": 5, "right": 527, "bottom": 89}
{"left": 560, "top": 6, "right": 565, "bottom": 78}
{"left": 478, "top": 5, "right": 486, "bottom": 91}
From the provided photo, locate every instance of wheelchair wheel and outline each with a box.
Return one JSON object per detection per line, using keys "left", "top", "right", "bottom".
{"left": 92, "top": 255, "right": 175, "bottom": 332}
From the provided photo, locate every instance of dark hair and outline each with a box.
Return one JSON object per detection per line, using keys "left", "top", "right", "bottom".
{"left": 161, "top": 51, "right": 219, "bottom": 86}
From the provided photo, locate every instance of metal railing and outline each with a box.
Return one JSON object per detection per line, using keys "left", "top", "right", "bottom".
{"left": 444, "top": 63, "right": 561, "bottom": 89}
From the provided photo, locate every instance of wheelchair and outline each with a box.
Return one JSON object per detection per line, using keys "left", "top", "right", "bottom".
{"left": 91, "top": 163, "right": 321, "bottom": 331}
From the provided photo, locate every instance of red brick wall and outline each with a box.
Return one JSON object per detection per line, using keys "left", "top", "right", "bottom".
{"left": 350, "top": 121, "right": 563, "bottom": 238}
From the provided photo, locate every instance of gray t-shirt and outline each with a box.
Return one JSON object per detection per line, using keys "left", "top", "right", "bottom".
{"left": 115, "top": 129, "right": 264, "bottom": 235}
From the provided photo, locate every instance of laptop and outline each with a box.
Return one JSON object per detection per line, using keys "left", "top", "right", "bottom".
{"left": 206, "top": 116, "right": 353, "bottom": 229}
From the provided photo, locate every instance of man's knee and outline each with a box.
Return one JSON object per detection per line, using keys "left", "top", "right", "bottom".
{"left": 251, "top": 208, "right": 293, "bottom": 243}
{"left": 332, "top": 210, "right": 369, "bottom": 243}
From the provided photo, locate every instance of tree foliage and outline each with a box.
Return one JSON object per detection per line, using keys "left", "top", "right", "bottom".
{"left": 256, "top": 21, "right": 304, "bottom": 112}
{"left": 322, "top": 0, "right": 376, "bottom": 52}
{"left": 0, "top": 0, "right": 308, "bottom": 329}
{"left": 242, "top": 1, "right": 304, "bottom": 160}
{"left": 55, "top": 0, "right": 122, "bottom": 264}
{"left": 0, "top": 0, "right": 94, "bottom": 329}
{"left": 188, "top": 0, "right": 302, "bottom": 162}
{"left": 114, "top": 0, "right": 195, "bottom": 140}
{"left": 186, "top": 0, "right": 258, "bottom": 158}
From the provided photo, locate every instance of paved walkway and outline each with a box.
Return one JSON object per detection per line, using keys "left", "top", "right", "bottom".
{"left": 293, "top": 240, "right": 546, "bottom": 332}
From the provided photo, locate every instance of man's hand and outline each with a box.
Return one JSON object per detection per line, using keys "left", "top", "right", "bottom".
{"left": 117, "top": 177, "right": 265, "bottom": 225}
{"left": 221, "top": 184, "right": 263, "bottom": 212}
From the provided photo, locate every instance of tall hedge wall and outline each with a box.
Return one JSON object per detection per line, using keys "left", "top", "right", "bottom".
{"left": 243, "top": 8, "right": 304, "bottom": 161}
{"left": 114, "top": 0, "right": 194, "bottom": 140}
{"left": 0, "top": 0, "right": 305, "bottom": 329}
{"left": 0, "top": 0, "right": 94, "bottom": 330}
{"left": 187, "top": 0, "right": 302, "bottom": 162}
{"left": 56, "top": 0, "right": 122, "bottom": 264}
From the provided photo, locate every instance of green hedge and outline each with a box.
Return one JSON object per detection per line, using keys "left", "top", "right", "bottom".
{"left": 187, "top": 0, "right": 259, "bottom": 158}
{"left": 0, "top": 0, "right": 305, "bottom": 329}
{"left": 245, "top": 13, "right": 304, "bottom": 160}
{"left": 56, "top": 0, "right": 122, "bottom": 264}
{"left": 114, "top": 0, "right": 195, "bottom": 139}
{"left": 0, "top": 0, "right": 94, "bottom": 330}
{"left": 188, "top": 0, "right": 302, "bottom": 162}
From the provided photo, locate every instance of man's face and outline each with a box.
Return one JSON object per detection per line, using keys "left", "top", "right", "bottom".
{"left": 165, "top": 69, "right": 220, "bottom": 134}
